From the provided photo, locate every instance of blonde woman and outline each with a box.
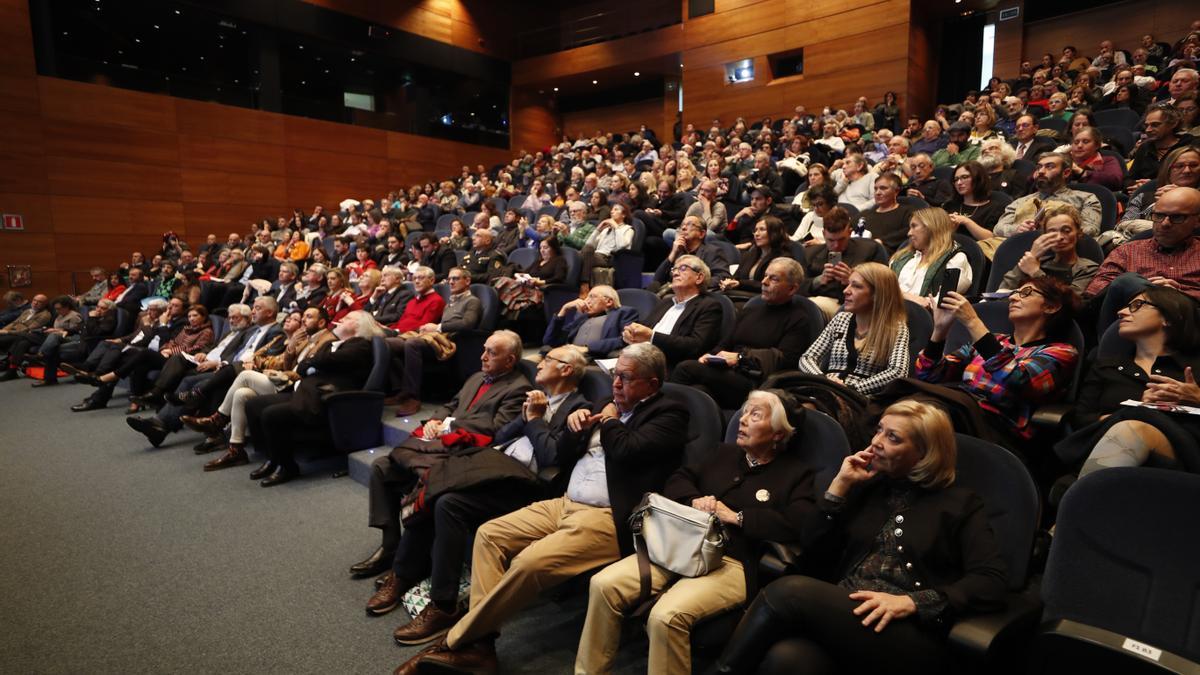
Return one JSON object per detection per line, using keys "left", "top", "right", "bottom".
{"left": 890, "top": 207, "right": 973, "bottom": 309}
{"left": 798, "top": 262, "right": 911, "bottom": 396}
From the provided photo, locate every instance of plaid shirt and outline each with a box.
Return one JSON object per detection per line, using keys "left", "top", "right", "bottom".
{"left": 915, "top": 333, "right": 1078, "bottom": 440}
{"left": 798, "top": 312, "right": 911, "bottom": 396}
{"left": 1085, "top": 236, "right": 1200, "bottom": 301}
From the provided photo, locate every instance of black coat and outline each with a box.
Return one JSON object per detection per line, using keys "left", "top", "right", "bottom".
{"left": 291, "top": 337, "right": 374, "bottom": 416}
{"left": 804, "top": 479, "right": 1008, "bottom": 625}
{"left": 665, "top": 442, "right": 816, "bottom": 595}
{"left": 553, "top": 391, "right": 689, "bottom": 556}
{"left": 642, "top": 293, "right": 724, "bottom": 366}
{"left": 366, "top": 286, "right": 413, "bottom": 326}
{"left": 430, "top": 369, "right": 532, "bottom": 436}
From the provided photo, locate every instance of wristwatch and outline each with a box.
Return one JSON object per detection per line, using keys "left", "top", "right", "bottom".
{"left": 736, "top": 511, "right": 744, "bottom": 527}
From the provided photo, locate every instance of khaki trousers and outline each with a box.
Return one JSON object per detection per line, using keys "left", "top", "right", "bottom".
{"left": 809, "top": 295, "right": 842, "bottom": 321}
{"left": 446, "top": 496, "right": 620, "bottom": 648}
{"left": 575, "top": 554, "right": 746, "bottom": 675}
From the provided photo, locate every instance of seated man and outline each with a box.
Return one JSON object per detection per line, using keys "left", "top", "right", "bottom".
{"left": 993, "top": 152, "right": 1102, "bottom": 239}
{"left": 0, "top": 294, "right": 65, "bottom": 381}
{"left": 854, "top": 172, "right": 916, "bottom": 254}
{"left": 904, "top": 153, "right": 953, "bottom": 207}
{"left": 461, "top": 229, "right": 507, "bottom": 284}
{"left": 125, "top": 298, "right": 283, "bottom": 447}
{"left": 669, "top": 257, "right": 813, "bottom": 408}
{"left": 369, "top": 348, "right": 591, "bottom": 637}
{"left": 34, "top": 298, "right": 119, "bottom": 387}
{"left": 363, "top": 266, "right": 413, "bottom": 327}
{"left": 621, "top": 255, "right": 723, "bottom": 368}
{"left": 801, "top": 206, "right": 882, "bottom": 318}
{"left": 262, "top": 262, "right": 298, "bottom": 312}
{"left": 354, "top": 330, "right": 531, "bottom": 579}
{"left": 386, "top": 267, "right": 480, "bottom": 416}
{"left": 543, "top": 285, "right": 638, "bottom": 360}
{"left": 113, "top": 267, "right": 150, "bottom": 317}
{"left": 931, "top": 121, "right": 981, "bottom": 167}
{"left": 243, "top": 310, "right": 383, "bottom": 487}
{"left": 649, "top": 216, "right": 732, "bottom": 292}
{"left": 412, "top": 232, "right": 457, "bottom": 280}
{"left": 1085, "top": 186, "right": 1200, "bottom": 329}
{"left": 0, "top": 291, "right": 30, "bottom": 329}
{"left": 393, "top": 343, "right": 688, "bottom": 674}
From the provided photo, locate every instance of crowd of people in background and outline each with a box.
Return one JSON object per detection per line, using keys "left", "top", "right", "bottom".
{"left": 2, "top": 22, "right": 1200, "bottom": 675}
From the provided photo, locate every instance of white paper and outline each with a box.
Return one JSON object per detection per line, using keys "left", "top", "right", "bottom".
{"left": 1120, "top": 399, "right": 1200, "bottom": 416}
{"left": 595, "top": 358, "right": 618, "bottom": 375}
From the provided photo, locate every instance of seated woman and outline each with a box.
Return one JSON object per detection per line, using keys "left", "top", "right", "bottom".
{"left": 92, "top": 303, "right": 214, "bottom": 414}
{"left": 1065, "top": 127, "right": 1123, "bottom": 191}
{"left": 586, "top": 188, "right": 612, "bottom": 223}
{"left": 102, "top": 272, "right": 126, "bottom": 302}
{"left": 320, "top": 267, "right": 356, "bottom": 325}
{"left": 916, "top": 276, "right": 1080, "bottom": 448}
{"left": 791, "top": 183, "right": 833, "bottom": 246}
{"left": 798, "top": 262, "right": 911, "bottom": 397}
{"left": 999, "top": 204, "right": 1098, "bottom": 295}
{"left": 274, "top": 230, "right": 310, "bottom": 263}
{"left": 494, "top": 236, "right": 568, "bottom": 319}
{"left": 187, "top": 307, "right": 336, "bottom": 471}
{"left": 1115, "top": 146, "right": 1200, "bottom": 245}
{"left": 944, "top": 161, "right": 1007, "bottom": 240}
{"left": 345, "top": 245, "right": 378, "bottom": 284}
{"left": 890, "top": 207, "right": 973, "bottom": 311}
{"left": 577, "top": 390, "right": 817, "bottom": 675}
{"left": 706, "top": 401, "right": 1007, "bottom": 675}
{"left": 441, "top": 218, "right": 471, "bottom": 251}
{"left": 1056, "top": 287, "right": 1200, "bottom": 475}
{"left": 720, "top": 216, "right": 793, "bottom": 301}
{"left": 350, "top": 269, "right": 381, "bottom": 311}
{"left": 579, "top": 203, "right": 634, "bottom": 292}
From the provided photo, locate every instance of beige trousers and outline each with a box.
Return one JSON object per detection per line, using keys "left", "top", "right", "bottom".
{"left": 809, "top": 295, "right": 842, "bottom": 321}
{"left": 575, "top": 554, "right": 746, "bottom": 675}
{"left": 446, "top": 496, "right": 621, "bottom": 648}
{"left": 217, "top": 370, "right": 277, "bottom": 443}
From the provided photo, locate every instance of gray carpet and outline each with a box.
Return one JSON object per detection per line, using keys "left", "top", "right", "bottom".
{"left": 0, "top": 379, "right": 653, "bottom": 674}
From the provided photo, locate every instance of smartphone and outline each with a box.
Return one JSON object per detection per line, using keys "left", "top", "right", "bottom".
{"left": 829, "top": 251, "right": 843, "bottom": 267}
{"left": 938, "top": 268, "right": 961, "bottom": 303}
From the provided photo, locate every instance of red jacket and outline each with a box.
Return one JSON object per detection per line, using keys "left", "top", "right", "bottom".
{"left": 393, "top": 291, "right": 446, "bottom": 333}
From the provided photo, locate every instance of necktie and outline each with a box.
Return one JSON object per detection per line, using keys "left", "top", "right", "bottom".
{"left": 466, "top": 375, "right": 496, "bottom": 409}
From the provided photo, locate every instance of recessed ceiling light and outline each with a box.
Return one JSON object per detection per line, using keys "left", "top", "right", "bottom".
{"left": 300, "top": 80, "right": 306, "bottom": 85}
{"left": 298, "top": 45, "right": 304, "bottom": 50}
{"left": 134, "top": 38, "right": 141, "bottom": 43}
{"left": 553, "top": 87, "right": 558, "bottom": 91}
{"left": 592, "top": 80, "right": 598, "bottom": 84}
{"left": 174, "top": 9, "right": 180, "bottom": 14}
{"left": 153, "top": 24, "right": 159, "bottom": 29}
{"left": 324, "top": 69, "right": 329, "bottom": 73}
{"left": 634, "top": 71, "right": 640, "bottom": 77}
{"left": 350, "top": 57, "right": 355, "bottom": 62}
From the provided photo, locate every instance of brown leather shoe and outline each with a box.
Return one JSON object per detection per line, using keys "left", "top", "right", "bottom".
{"left": 182, "top": 411, "right": 230, "bottom": 435}
{"left": 366, "top": 571, "right": 405, "bottom": 616}
{"left": 203, "top": 444, "right": 248, "bottom": 472}
{"left": 394, "top": 398, "right": 423, "bottom": 417}
{"left": 417, "top": 638, "right": 497, "bottom": 674}
{"left": 392, "top": 602, "right": 465, "bottom": 645}
{"left": 392, "top": 640, "right": 444, "bottom": 675}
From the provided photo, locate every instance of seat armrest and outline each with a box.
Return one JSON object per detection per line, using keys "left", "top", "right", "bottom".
{"left": 537, "top": 466, "right": 560, "bottom": 485}
{"left": 758, "top": 541, "right": 806, "bottom": 581}
{"left": 947, "top": 589, "right": 1042, "bottom": 659}
{"left": 1037, "top": 618, "right": 1200, "bottom": 673}
{"left": 1031, "top": 403, "right": 1073, "bottom": 430}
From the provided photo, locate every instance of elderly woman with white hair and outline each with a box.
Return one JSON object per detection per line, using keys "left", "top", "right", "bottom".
{"left": 240, "top": 309, "right": 385, "bottom": 487}
{"left": 576, "top": 389, "right": 818, "bottom": 675}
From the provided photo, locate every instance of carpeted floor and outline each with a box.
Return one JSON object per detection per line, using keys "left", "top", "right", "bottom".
{"left": 0, "top": 378, "right": 653, "bottom": 674}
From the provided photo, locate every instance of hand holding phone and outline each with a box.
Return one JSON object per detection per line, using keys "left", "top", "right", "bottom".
{"left": 937, "top": 268, "right": 961, "bottom": 303}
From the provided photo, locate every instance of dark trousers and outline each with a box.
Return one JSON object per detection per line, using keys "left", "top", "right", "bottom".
{"left": 0, "top": 331, "right": 46, "bottom": 366}
{"left": 393, "top": 488, "right": 536, "bottom": 611}
{"left": 150, "top": 352, "right": 198, "bottom": 396}
{"left": 155, "top": 372, "right": 215, "bottom": 432}
{"left": 85, "top": 341, "right": 123, "bottom": 374}
{"left": 245, "top": 392, "right": 327, "bottom": 471}
{"left": 114, "top": 348, "right": 169, "bottom": 396}
{"left": 39, "top": 333, "right": 87, "bottom": 383}
{"left": 713, "top": 576, "right": 946, "bottom": 675}
{"left": 668, "top": 359, "right": 757, "bottom": 410}
{"left": 385, "top": 337, "right": 431, "bottom": 398}
{"left": 367, "top": 454, "right": 418, "bottom": 537}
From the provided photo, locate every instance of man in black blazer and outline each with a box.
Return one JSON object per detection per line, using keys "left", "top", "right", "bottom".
{"left": 113, "top": 267, "right": 151, "bottom": 317}
{"left": 243, "top": 311, "right": 378, "bottom": 487}
{"left": 621, "top": 253, "right": 723, "bottom": 368}
{"left": 1008, "top": 114, "right": 1057, "bottom": 161}
{"left": 363, "top": 266, "right": 412, "bottom": 327}
{"left": 359, "top": 330, "right": 531, "bottom": 579}
{"left": 263, "top": 262, "right": 299, "bottom": 312}
{"left": 395, "top": 343, "right": 688, "bottom": 674}
{"left": 363, "top": 347, "right": 591, "bottom": 637}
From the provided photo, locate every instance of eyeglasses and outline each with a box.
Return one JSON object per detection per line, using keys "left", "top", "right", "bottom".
{"left": 1148, "top": 211, "right": 1198, "bottom": 225}
{"left": 612, "top": 371, "right": 648, "bottom": 384}
{"left": 953, "top": 175, "right": 972, "bottom": 182}
{"left": 1009, "top": 286, "right": 1046, "bottom": 299}
{"left": 672, "top": 264, "right": 701, "bottom": 274}
{"left": 1124, "top": 299, "right": 1160, "bottom": 314}
{"left": 543, "top": 354, "right": 570, "bottom": 367}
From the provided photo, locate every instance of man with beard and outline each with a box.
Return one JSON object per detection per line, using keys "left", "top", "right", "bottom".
{"left": 994, "top": 152, "right": 1102, "bottom": 238}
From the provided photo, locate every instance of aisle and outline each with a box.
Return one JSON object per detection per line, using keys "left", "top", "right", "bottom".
{"left": 0, "top": 380, "right": 634, "bottom": 674}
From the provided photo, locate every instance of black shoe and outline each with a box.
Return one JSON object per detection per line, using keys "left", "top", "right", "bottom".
{"left": 249, "top": 461, "right": 276, "bottom": 481}
{"left": 74, "top": 373, "right": 102, "bottom": 386}
{"left": 167, "top": 388, "right": 203, "bottom": 407}
{"left": 130, "top": 392, "right": 165, "bottom": 408}
{"left": 71, "top": 399, "right": 105, "bottom": 412}
{"left": 259, "top": 465, "right": 298, "bottom": 488}
{"left": 193, "top": 436, "right": 227, "bottom": 455}
{"left": 127, "top": 416, "right": 169, "bottom": 448}
{"left": 349, "top": 546, "right": 395, "bottom": 578}
{"left": 31, "top": 379, "right": 58, "bottom": 388}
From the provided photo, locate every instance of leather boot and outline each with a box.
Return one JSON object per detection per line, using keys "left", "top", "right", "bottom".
{"left": 701, "top": 593, "right": 786, "bottom": 675}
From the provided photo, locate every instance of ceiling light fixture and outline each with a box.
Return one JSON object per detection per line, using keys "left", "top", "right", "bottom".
{"left": 634, "top": 71, "right": 640, "bottom": 77}
{"left": 592, "top": 80, "right": 598, "bottom": 84}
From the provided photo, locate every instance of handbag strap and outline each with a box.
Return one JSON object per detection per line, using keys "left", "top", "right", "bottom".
{"left": 631, "top": 530, "right": 655, "bottom": 617}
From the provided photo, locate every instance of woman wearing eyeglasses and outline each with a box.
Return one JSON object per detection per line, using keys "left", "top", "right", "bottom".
{"left": 999, "top": 204, "right": 1099, "bottom": 295}
{"left": 1056, "top": 286, "right": 1200, "bottom": 476}
{"left": 916, "top": 275, "right": 1080, "bottom": 449}
{"left": 1114, "top": 146, "right": 1200, "bottom": 245}
{"left": 944, "top": 161, "right": 1007, "bottom": 240}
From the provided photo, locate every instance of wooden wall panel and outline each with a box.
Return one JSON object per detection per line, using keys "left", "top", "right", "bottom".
{"left": 180, "top": 169, "right": 288, "bottom": 208}
{"left": 1021, "top": 0, "right": 1196, "bottom": 67}
{"left": 563, "top": 99, "right": 665, "bottom": 139}
{"left": 178, "top": 135, "right": 286, "bottom": 176}
{"left": 50, "top": 197, "right": 185, "bottom": 236}
{"left": 175, "top": 100, "right": 287, "bottom": 146}
{"left": 183, "top": 203, "right": 272, "bottom": 237}
{"left": 42, "top": 120, "right": 181, "bottom": 167}
{"left": 38, "top": 78, "right": 177, "bottom": 132}
{"left": 46, "top": 157, "right": 184, "bottom": 202}
{"left": 283, "top": 116, "right": 389, "bottom": 156}
{"left": 299, "top": 0, "right": 506, "bottom": 57}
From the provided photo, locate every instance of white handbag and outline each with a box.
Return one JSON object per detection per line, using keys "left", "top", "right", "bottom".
{"left": 628, "top": 492, "right": 727, "bottom": 613}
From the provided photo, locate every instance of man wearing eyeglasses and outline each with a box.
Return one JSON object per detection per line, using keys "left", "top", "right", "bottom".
{"left": 623, "top": 254, "right": 723, "bottom": 368}
{"left": 394, "top": 343, "right": 687, "bottom": 674}
{"left": 1086, "top": 186, "right": 1200, "bottom": 329}
{"left": 650, "top": 216, "right": 732, "bottom": 293}
{"left": 1007, "top": 114, "right": 1056, "bottom": 162}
